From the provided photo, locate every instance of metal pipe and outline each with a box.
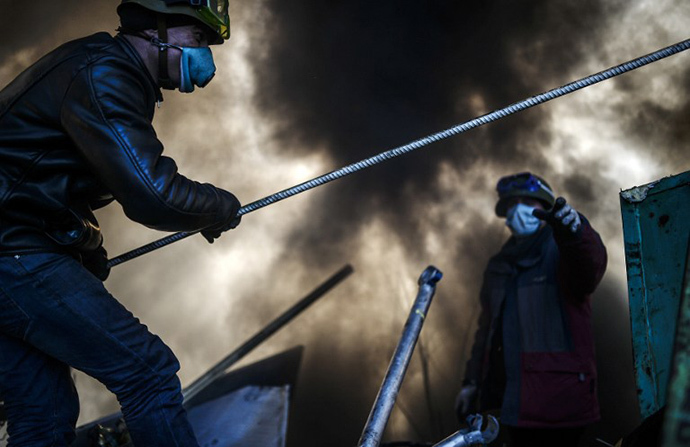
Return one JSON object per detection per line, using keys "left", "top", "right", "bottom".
{"left": 107, "top": 38, "right": 690, "bottom": 268}
{"left": 431, "top": 415, "right": 499, "bottom": 447}
{"left": 432, "top": 430, "right": 483, "bottom": 447}
{"left": 182, "top": 264, "right": 354, "bottom": 403}
{"left": 357, "top": 266, "right": 443, "bottom": 447}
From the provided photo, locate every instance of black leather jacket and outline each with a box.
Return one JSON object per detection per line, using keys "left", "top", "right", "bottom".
{"left": 0, "top": 33, "right": 239, "bottom": 254}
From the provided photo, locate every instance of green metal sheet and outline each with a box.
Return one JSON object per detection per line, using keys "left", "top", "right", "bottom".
{"left": 620, "top": 171, "right": 690, "bottom": 419}
{"left": 662, "top": 239, "right": 690, "bottom": 447}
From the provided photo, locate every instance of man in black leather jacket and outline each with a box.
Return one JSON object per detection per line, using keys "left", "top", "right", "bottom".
{"left": 0, "top": 1, "right": 238, "bottom": 445}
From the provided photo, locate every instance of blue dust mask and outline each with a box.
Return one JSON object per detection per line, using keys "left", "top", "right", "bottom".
{"left": 148, "top": 38, "right": 217, "bottom": 93}
{"left": 179, "top": 47, "right": 216, "bottom": 93}
{"left": 505, "top": 203, "right": 541, "bottom": 238}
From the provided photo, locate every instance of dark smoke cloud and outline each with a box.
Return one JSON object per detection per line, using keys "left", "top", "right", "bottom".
{"left": 606, "top": 37, "right": 690, "bottom": 179}
{"left": 1, "top": 1, "right": 687, "bottom": 446}
{"left": 618, "top": 88, "right": 690, "bottom": 167}
{"left": 245, "top": 1, "right": 660, "bottom": 446}
{"left": 250, "top": 0, "right": 621, "bottom": 270}
{"left": 0, "top": 0, "right": 117, "bottom": 65}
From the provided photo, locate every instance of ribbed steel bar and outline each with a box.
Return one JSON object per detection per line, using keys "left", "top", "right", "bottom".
{"left": 182, "top": 264, "right": 353, "bottom": 403}
{"left": 358, "top": 266, "right": 443, "bottom": 447}
{"left": 107, "top": 38, "right": 690, "bottom": 268}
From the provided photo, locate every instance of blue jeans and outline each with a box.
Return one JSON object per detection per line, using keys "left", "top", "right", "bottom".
{"left": 0, "top": 253, "right": 199, "bottom": 447}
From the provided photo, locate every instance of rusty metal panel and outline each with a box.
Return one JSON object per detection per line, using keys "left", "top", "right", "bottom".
{"left": 620, "top": 171, "right": 690, "bottom": 419}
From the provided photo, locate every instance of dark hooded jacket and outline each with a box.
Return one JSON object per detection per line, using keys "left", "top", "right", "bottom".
{"left": 0, "top": 32, "right": 239, "bottom": 255}
{"left": 464, "top": 216, "right": 607, "bottom": 427}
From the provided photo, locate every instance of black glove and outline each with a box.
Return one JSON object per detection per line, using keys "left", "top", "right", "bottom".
{"left": 81, "top": 246, "right": 110, "bottom": 281}
{"left": 455, "top": 383, "right": 478, "bottom": 422}
{"left": 201, "top": 191, "right": 242, "bottom": 244}
{"left": 201, "top": 214, "right": 241, "bottom": 243}
{"left": 533, "top": 196, "right": 582, "bottom": 235}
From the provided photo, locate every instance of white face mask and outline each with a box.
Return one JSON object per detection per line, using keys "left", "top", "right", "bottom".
{"left": 505, "top": 203, "right": 541, "bottom": 237}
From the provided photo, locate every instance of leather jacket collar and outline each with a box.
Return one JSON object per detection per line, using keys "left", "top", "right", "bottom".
{"left": 114, "top": 34, "right": 164, "bottom": 104}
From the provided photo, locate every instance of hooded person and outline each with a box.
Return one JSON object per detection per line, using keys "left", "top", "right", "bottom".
{"left": 455, "top": 172, "right": 608, "bottom": 447}
{"left": 0, "top": 1, "right": 240, "bottom": 445}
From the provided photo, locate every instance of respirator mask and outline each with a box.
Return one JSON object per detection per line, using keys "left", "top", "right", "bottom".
{"left": 151, "top": 38, "right": 216, "bottom": 93}
{"left": 505, "top": 203, "right": 541, "bottom": 238}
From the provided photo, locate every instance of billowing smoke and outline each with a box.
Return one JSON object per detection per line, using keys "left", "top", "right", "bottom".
{"left": 251, "top": 1, "right": 609, "bottom": 265}
{"left": 1, "top": 0, "right": 689, "bottom": 446}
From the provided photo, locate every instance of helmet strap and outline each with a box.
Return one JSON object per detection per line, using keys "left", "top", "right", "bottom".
{"left": 156, "top": 14, "right": 175, "bottom": 90}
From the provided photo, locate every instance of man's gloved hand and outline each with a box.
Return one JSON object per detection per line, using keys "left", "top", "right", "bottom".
{"left": 81, "top": 246, "right": 110, "bottom": 281}
{"left": 201, "top": 191, "right": 242, "bottom": 244}
{"left": 533, "top": 196, "right": 581, "bottom": 234}
{"left": 454, "top": 383, "right": 478, "bottom": 419}
{"left": 201, "top": 214, "right": 241, "bottom": 243}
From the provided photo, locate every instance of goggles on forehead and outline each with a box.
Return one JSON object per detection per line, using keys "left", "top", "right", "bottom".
{"left": 193, "top": 0, "right": 230, "bottom": 40}
{"left": 163, "top": 0, "right": 230, "bottom": 40}
{"left": 496, "top": 172, "right": 553, "bottom": 196}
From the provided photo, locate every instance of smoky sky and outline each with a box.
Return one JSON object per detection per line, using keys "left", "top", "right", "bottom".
{"left": 0, "top": 1, "right": 75, "bottom": 58}
{"left": 250, "top": 0, "right": 626, "bottom": 268}
{"left": 618, "top": 83, "right": 690, "bottom": 166}
{"left": 0, "top": 0, "right": 115, "bottom": 59}
{"left": 1, "top": 1, "right": 689, "bottom": 447}
{"left": 247, "top": 1, "right": 687, "bottom": 445}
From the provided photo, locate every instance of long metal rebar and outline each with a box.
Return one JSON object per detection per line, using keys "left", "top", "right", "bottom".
{"left": 358, "top": 266, "right": 443, "bottom": 447}
{"left": 107, "top": 38, "right": 690, "bottom": 268}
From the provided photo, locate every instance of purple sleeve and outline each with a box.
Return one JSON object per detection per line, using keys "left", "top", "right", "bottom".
{"left": 555, "top": 215, "right": 608, "bottom": 298}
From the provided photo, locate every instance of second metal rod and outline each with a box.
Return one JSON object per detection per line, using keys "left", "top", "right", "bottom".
{"left": 358, "top": 266, "right": 443, "bottom": 447}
